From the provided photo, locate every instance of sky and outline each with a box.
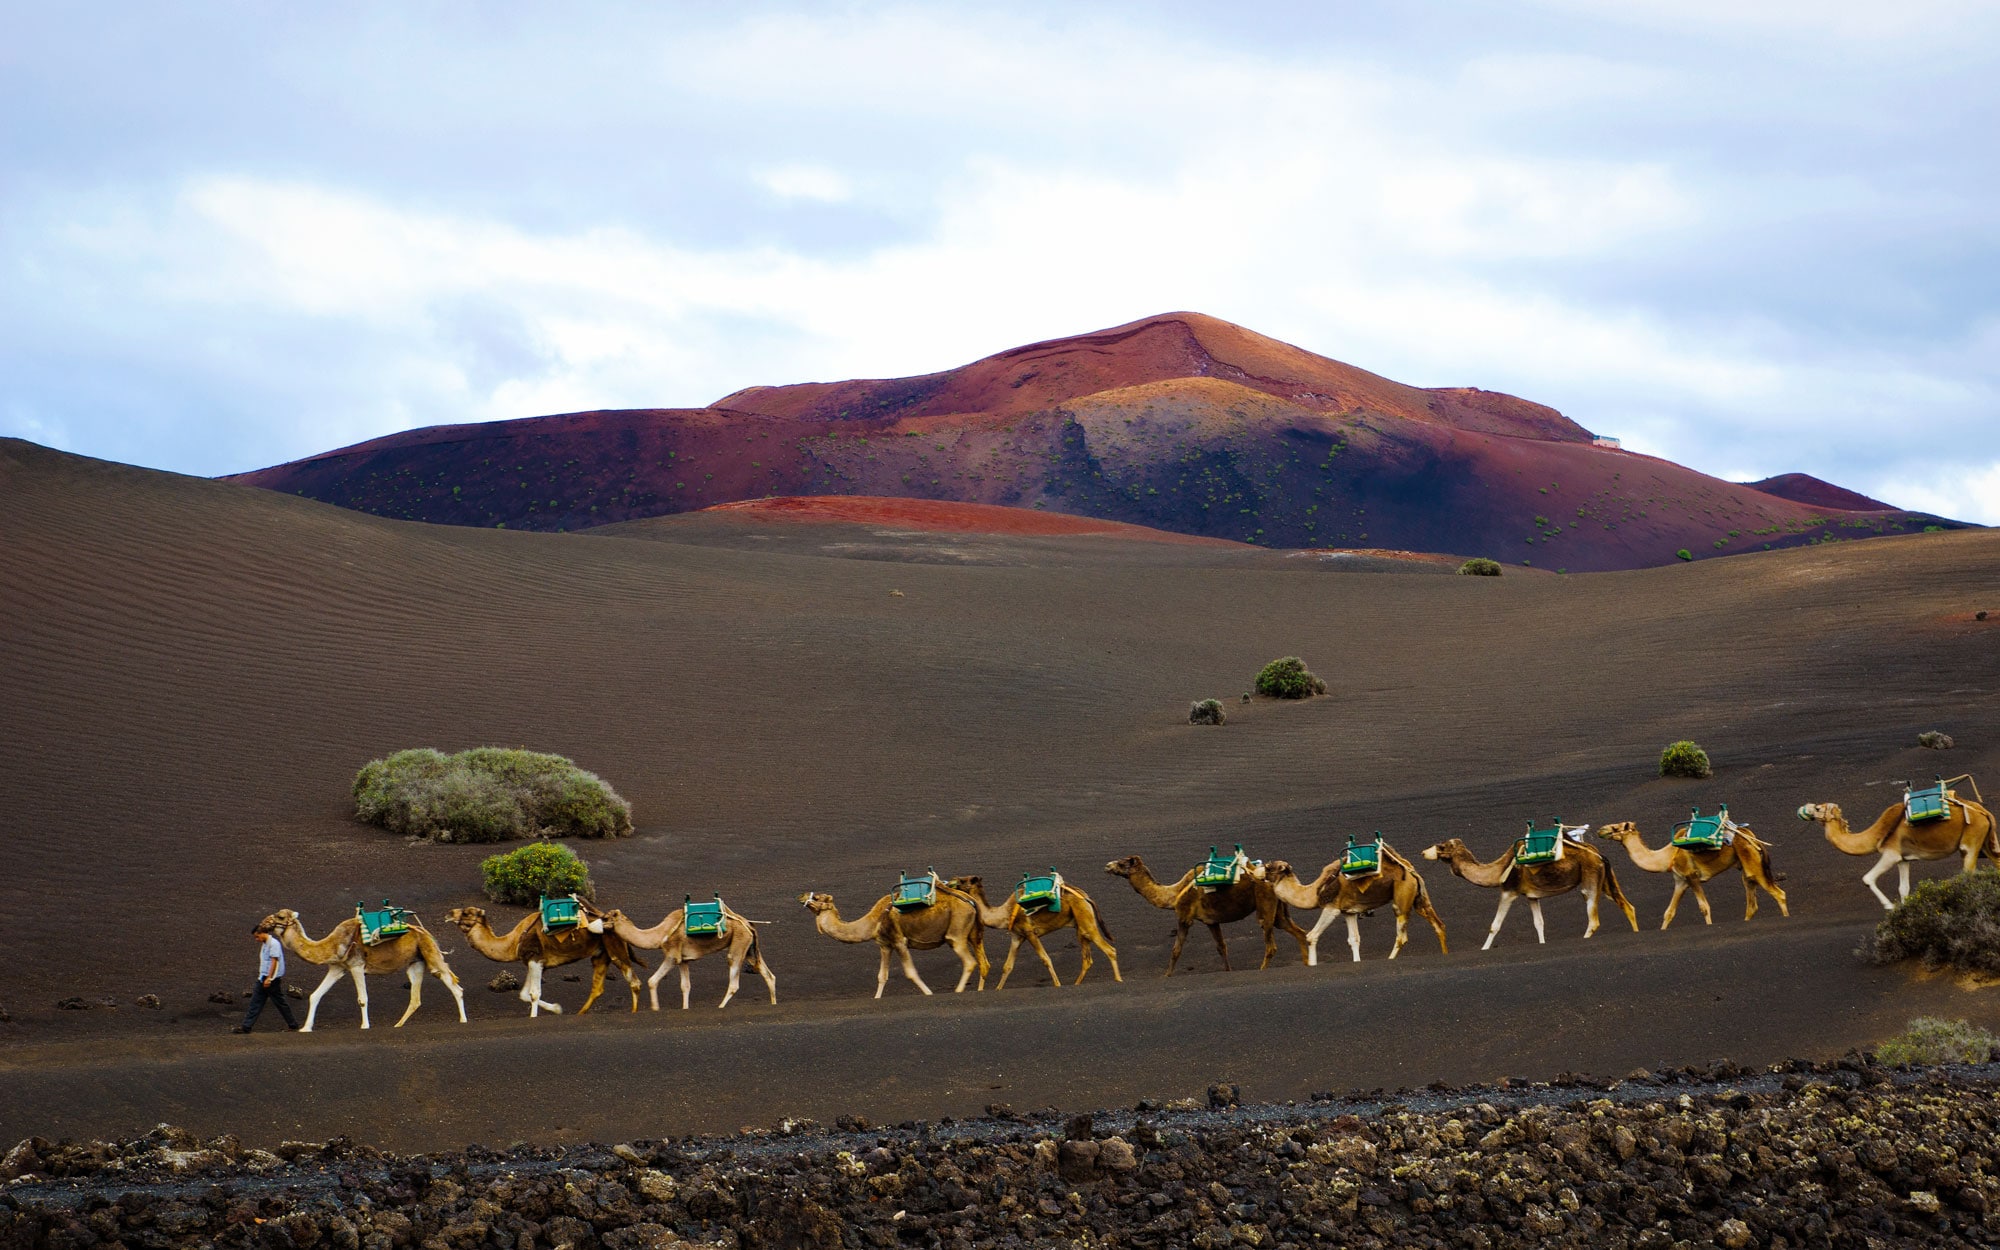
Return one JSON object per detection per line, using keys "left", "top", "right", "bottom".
{"left": 4, "top": 2, "right": 1998, "bottom": 521}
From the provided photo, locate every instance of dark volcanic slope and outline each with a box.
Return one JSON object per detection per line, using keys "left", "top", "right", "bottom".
{"left": 6, "top": 436, "right": 2000, "bottom": 1149}
{"left": 1746, "top": 472, "right": 1896, "bottom": 512}
{"left": 225, "top": 313, "right": 1963, "bottom": 570}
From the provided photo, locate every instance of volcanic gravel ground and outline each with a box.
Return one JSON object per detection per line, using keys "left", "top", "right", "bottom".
{"left": 8, "top": 1058, "right": 2000, "bottom": 1248}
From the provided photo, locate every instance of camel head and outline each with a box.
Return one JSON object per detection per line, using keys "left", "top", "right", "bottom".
{"left": 798, "top": 892, "right": 834, "bottom": 915}
{"left": 582, "top": 908, "right": 625, "bottom": 935}
{"left": 1421, "top": 839, "right": 1468, "bottom": 863}
{"left": 944, "top": 874, "right": 982, "bottom": 893}
{"left": 1595, "top": 821, "right": 1637, "bottom": 842}
{"left": 257, "top": 909, "right": 299, "bottom": 935}
{"left": 1261, "top": 860, "right": 1296, "bottom": 882}
{"left": 443, "top": 906, "right": 485, "bottom": 932}
{"left": 1798, "top": 802, "right": 1835, "bottom": 822}
{"left": 1104, "top": 856, "right": 1141, "bottom": 879}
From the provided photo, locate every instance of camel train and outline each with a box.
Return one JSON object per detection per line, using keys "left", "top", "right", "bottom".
{"left": 255, "top": 777, "right": 1994, "bottom": 1025}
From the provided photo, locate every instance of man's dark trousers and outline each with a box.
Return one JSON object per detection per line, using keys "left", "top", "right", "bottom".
{"left": 240, "top": 977, "right": 300, "bottom": 1031}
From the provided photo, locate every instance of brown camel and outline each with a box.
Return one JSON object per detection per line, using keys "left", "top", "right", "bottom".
{"left": 443, "top": 905, "right": 645, "bottom": 1016}
{"left": 1596, "top": 820, "right": 1789, "bottom": 928}
{"left": 1103, "top": 855, "right": 1309, "bottom": 974}
{"left": 943, "top": 875, "right": 1122, "bottom": 988}
{"left": 579, "top": 899, "right": 776, "bottom": 1010}
{"left": 797, "top": 888, "right": 988, "bottom": 998}
{"left": 1421, "top": 836, "right": 1637, "bottom": 949}
{"left": 1799, "top": 790, "right": 1997, "bottom": 910}
{"left": 1260, "top": 846, "right": 1448, "bottom": 964}
{"left": 259, "top": 908, "right": 467, "bottom": 1031}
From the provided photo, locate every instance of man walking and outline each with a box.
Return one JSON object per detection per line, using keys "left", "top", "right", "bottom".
{"left": 233, "top": 922, "right": 299, "bottom": 1033}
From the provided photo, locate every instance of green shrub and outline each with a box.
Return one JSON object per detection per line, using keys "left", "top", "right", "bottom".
{"left": 1189, "top": 698, "right": 1226, "bottom": 726}
{"left": 1861, "top": 870, "right": 2000, "bottom": 975}
{"left": 481, "top": 841, "right": 594, "bottom": 906}
{"left": 1658, "top": 740, "right": 1712, "bottom": 778}
{"left": 1873, "top": 1017, "right": 1998, "bottom": 1066}
{"left": 352, "top": 747, "right": 633, "bottom": 842}
{"left": 1457, "top": 558, "right": 1502, "bottom": 577}
{"left": 1918, "top": 730, "right": 1955, "bottom": 750}
{"left": 1675, "top": 549, "right": 1692, "bottom": 561}
{"left": 1254, "top": 656, "right": 1327, "bottom": 700}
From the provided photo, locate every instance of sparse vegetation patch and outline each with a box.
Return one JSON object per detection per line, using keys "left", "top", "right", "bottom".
{"left": 1874, "top": 1016, "right": 1999, "bottom": 1066}
{"left": 1658, "top": 740, "right": 1712, "bottom": 778}
{"left": 1188, "top": 698, "right": 1226, "bottom": 726}
{"left": 1862, "top": 870, "right": 2000, "bottom": 976}
{"left": 353, "top": 747, "right": 633, "bottom": 843}
{"left": 1457, "top": 558, "right": 1502, "bottom": 576}
{"left": 1253, "top": 656, "right": 1326, "bottom": 699}
{"left": 480, "top": 841, "right": 595, "bottom": 906}
{"left": 1919, "top": 730, "right": 1956, "bottom": 750}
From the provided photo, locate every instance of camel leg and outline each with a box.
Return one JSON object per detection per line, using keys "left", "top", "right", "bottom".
{"left": 524, "top": 961, "right": 563, "bottom": 1015}
{"left": 1763, "top": 872, "right": 1790, "bottom": 918}
{"left": 1899, "top": 860, "right": 1914, "bottom": 901}
{"left": 1304, "top": 908, "right": 1339, "bottom": 967}
{"left": 1662, "top": 878, "right": 1688, "bottom": 930}
{"left": 1741, "top": 869, "right": 1759, "bottom": 922}
{"left": 575, "top": 956, "right": 610, "bottom": 1015}
{"left": 1089, "top": 926, "right": 1120, "bottom": 983}
{"left": 1418, "top": 898, "right": 1448, "bottom": 955}
{"left": 950, "top": 936, "right": 977, "bottom": 993}
{"left": 755, "top": 951, "right": 778, "bottom": 1004}
{"left": 1580, "top": 886, "right": 1600, "bottom": 938}
{"left": 874, "top": 945, "right": 893, "bottom": 999}
{"left": 724, "top": 952, "right": 748, "bottom": 1008}
{"left": 1483, "top": 891, "right": 1519, "bottom": 950}
{"left": 1160, "top": 916, "right": 1184, "bottom": 976}
{"left": 348, "top": 963, "right": 372, "bottom": 1029}
{"left": 433, "top": 963, "right": 467, "bottom": 1023}
{"left": 1859, "top": 851, "right": 1899, "bottom": 909}
{"left": 1209, "top": 922, "right": 1234, "bottom": 971}
{"left": 1025, "top": 931, "right": 1062, "bottom": 988}
{"left": 303, "top": 966, "right": 345, "bottom": 1032}
{"left": 1529, "top": 898, "right": 1547, "bottom": 944}
{"left": 1688, "top": 879, "right": 1713, "bottom": 925}
{"left": 1345, "top": 913, "right": 1363, "bottom": 962}
{"left": 682, "top": 961, "right": 695, "bottom": 1010}
{"left": 646, "top": 960, "right": 671, "bottom": 1012}
{"left": 1071, "top": 927, "right": 1093, "bottom": 984}
{"left": 1390, "top": 910, "right": 1409, "bottom": 959}
{"left": 393, "top": 963, "right": 425, "bottom": 1028}
{"left": 996, "top": 933, "right": 1025, "bottom": 990}
{"left": 898, "top": 940, "right": 934, "bottom": 996}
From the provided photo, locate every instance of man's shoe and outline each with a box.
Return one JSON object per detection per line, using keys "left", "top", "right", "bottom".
{"left": 230, "top": 1025, "right": 250, "bottom": 1034}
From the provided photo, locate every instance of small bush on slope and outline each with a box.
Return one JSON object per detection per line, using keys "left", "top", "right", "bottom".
{"left": 1658, "top": 740, "right": 1712, "bottom": 779}
{"left": 1861, "top": 870, "right": 2000, "bottom": 976}
{"left": 353, "top": 747, "right": 632, "bottom": 842}
{"left": 1457, "top": 558, "right": 1502, "bottom": 576}
{"left": 481, "top": 841, "right": 595, "bottom": 905}
{"left": 1254, "top": 656, "right": 1326, "bottom": 700}
{"left": 1189, "top": 698, "right": 1226, "bottom": 725}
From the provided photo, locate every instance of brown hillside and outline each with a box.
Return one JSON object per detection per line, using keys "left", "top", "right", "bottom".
{"left": 1746, "top": 472, "right": 1896, "bottom": 512}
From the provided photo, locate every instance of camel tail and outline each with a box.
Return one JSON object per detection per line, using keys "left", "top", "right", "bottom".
{"left": 1601, "top": 860, "right": 1639, "bottom": 927}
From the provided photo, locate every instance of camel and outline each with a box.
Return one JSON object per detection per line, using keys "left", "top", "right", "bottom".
{"left": 579, "top": 898, "right": 777, "bottom": 1010}
{"left": 1595, "top": 819, "right": 1789, "bottom": 927}
{"left": 1800, "top": 789, "right": 1997, "bottom": 909}
{"left": 797, "top": 887, "right": 989, "bottom": 998}
{"left": 1103, "top": 855, "right": 1309, "bottom": 974}
{"left": 943, "top": 875, "right": 1122, "bottom": 988}
{"left": 258, "top": 908, "right": 467, "bottom": 1031}
{"left": 442, "top": 905, "right": 645, "bottom": 1016}
{"left": 1421, "top": 836, "right": 1637, "bottom": 949}
{"left": 1260, "top": 845, "right": 1448, "bottom": 964}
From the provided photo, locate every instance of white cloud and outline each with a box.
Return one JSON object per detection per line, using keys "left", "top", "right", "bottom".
{"left": 1877, "top": 461, "right": 2000, "bottom": 526}
{"left": 755, "top": 165, "right": 855, "bottom": 204}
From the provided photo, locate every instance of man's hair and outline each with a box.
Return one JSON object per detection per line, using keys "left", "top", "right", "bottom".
{"left": 253, "top": 924, "right": 272, "bottom": 936}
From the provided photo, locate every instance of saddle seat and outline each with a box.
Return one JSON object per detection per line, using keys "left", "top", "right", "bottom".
{"left": 1018, "top": 870, "right": 1064, "bottom": 914}
{"left": 1906, "top": 780, "right": 1951, "bottom": 824}
{"left": 1339, "top": 835, "right": 1383, "bottom": 877}
{"left": 355, "top": 899, "right": 412, "bottom": 946}
{"left": 684, "top": 894, "right": 728, "bottom": 938}
{"left": 892, "top": 871, "right": 939, "bottom": 911}
{"left": 1672, "top": 806, "right": 1738, "bottom": 850}
{"left": 1195, "top": 844, "right": 1251, "bottom": 890}
{"left": 539, "top": 894, "right": 583, "bottom": 931}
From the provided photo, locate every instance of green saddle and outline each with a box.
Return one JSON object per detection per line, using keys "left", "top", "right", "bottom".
{"left": 684, "top": 894, "right": 727, "bottom": 938}
{"left": 892, "top": 871, "right": 938, "bottom": 911}
{"left": 1906, "top": 780, "right": 1951, "bottom": 823}
{"left": 1516, "top": 823, "right": 1566, "bottom": 867}
{"left": 1672, "top": 806, "right": 1735, "bottom": 850}
{"left": 539, "top": 895, "right": 583, "bottom": 931}
{"left": 1019, "top": 870, "right": 1064, "bottom": 914}
{"left": 1195, "top": 844, "right": 1248, "bottom": 890}
{"left": 1339, "top": 835, "right": 1383, "bottom": 877}
{"left": 355, "top": 899, "right": 412, "bottom": 945}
